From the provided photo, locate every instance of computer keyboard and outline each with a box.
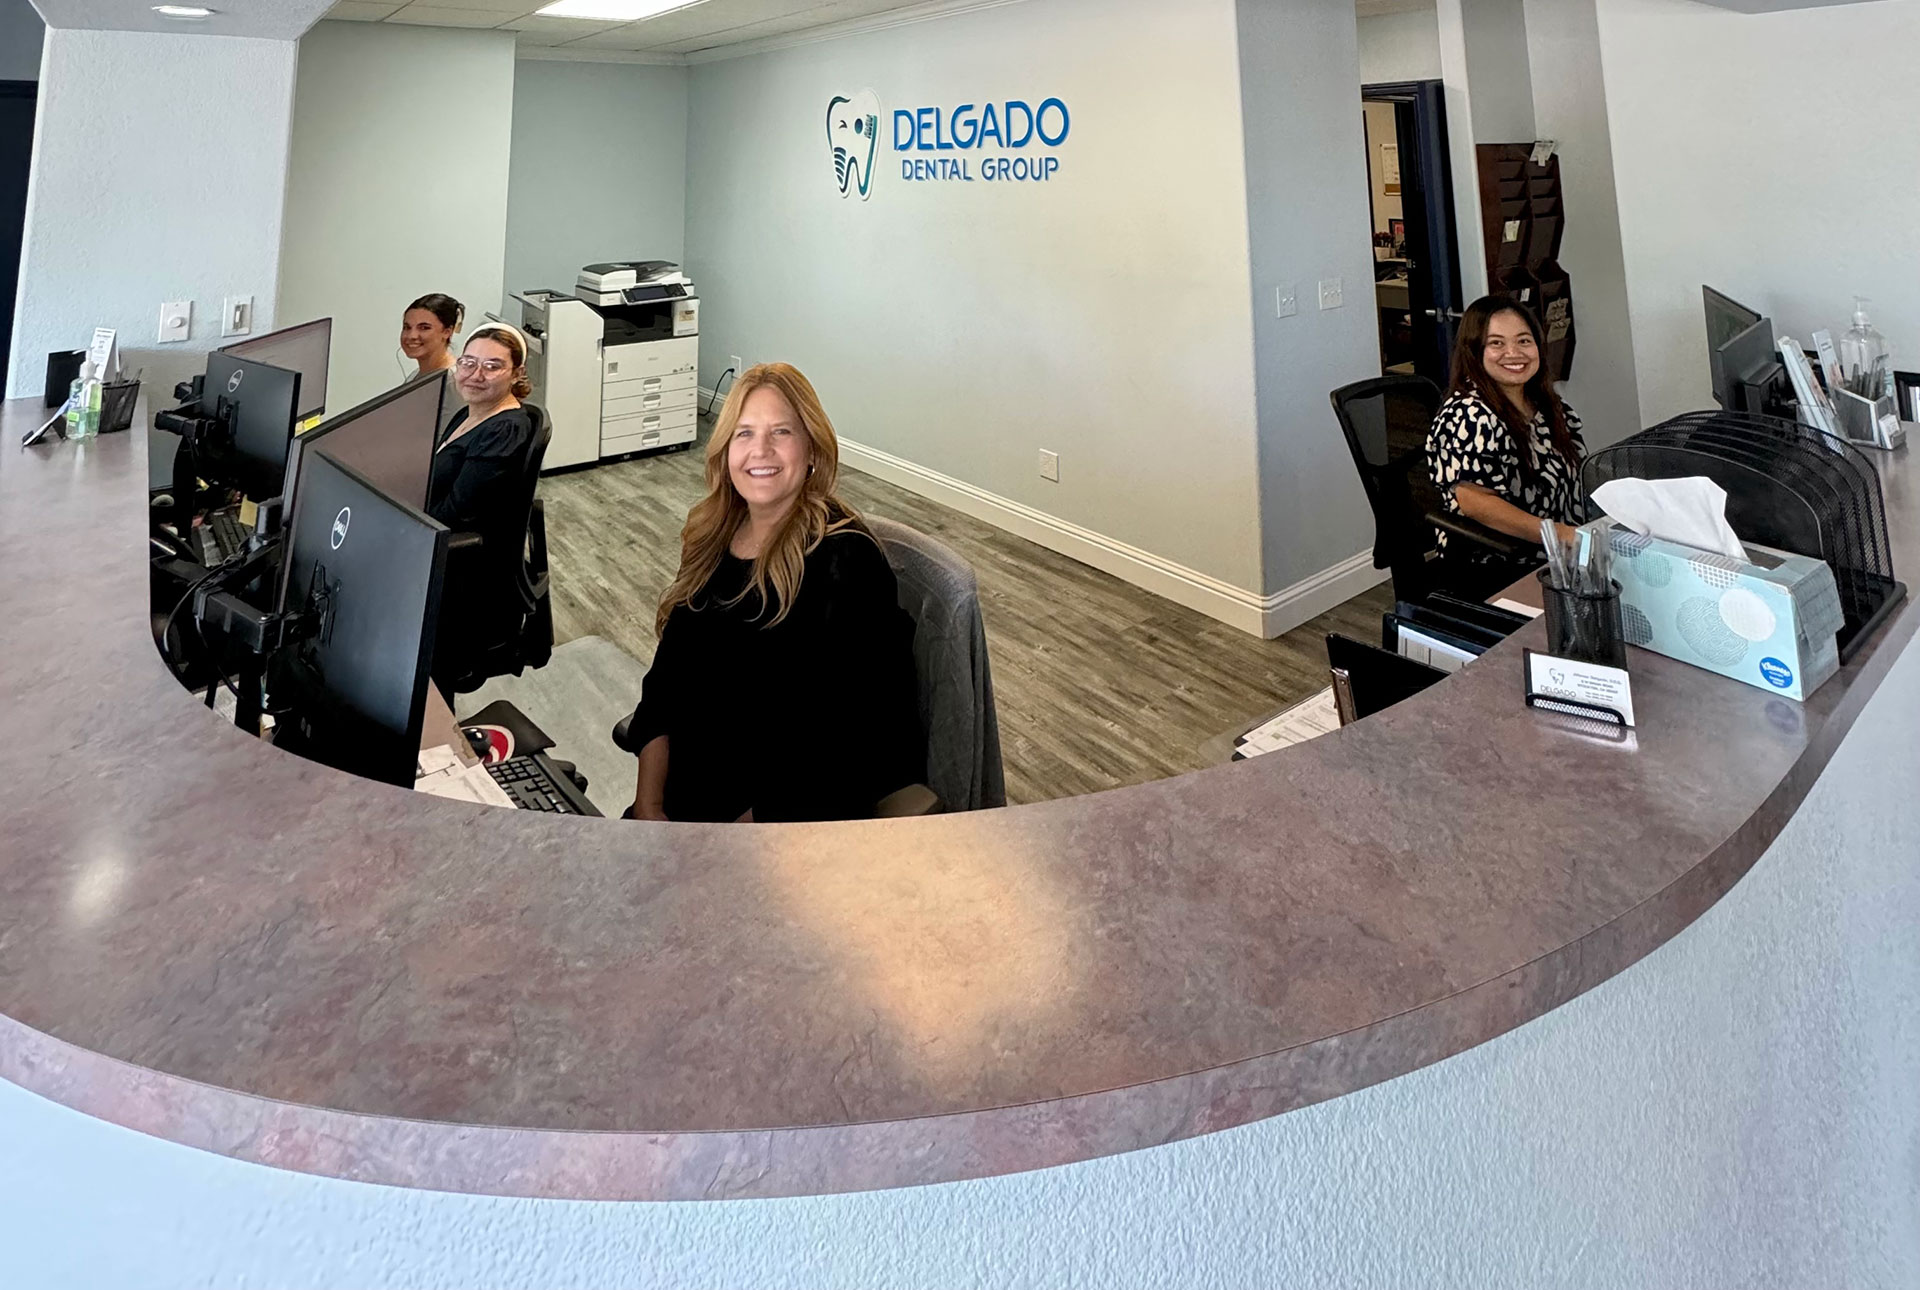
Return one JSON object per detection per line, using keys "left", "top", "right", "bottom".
{"left": 485, "top": 754, "right": 593, "bottom": 815}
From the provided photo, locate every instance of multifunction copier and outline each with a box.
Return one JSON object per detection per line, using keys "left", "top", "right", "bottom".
{"left": 513, "top": 262, "right": 700, "bottom": 470}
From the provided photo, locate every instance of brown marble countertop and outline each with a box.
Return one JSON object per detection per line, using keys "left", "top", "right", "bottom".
{"left": 2, "top": 395, "right": 1915, "bottom": 1201}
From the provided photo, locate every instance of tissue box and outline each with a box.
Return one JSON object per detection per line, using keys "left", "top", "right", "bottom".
{"left": 1605, "top": 529, "right": 1843, "bottom": 701}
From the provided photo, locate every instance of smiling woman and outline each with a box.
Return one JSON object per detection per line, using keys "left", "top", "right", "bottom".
{"left": 625, "top": 362, "right": 924, "bottom": 823}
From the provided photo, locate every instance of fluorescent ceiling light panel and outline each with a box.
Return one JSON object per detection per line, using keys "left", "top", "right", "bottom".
{"left": 536, "top": 0, "right": 708, "bottom": 18}
{"left": 152, "top": 4, "right": 217, "bottom": 15}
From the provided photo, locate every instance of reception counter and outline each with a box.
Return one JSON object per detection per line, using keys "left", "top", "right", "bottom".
{"left": 2, "top": 394, "right": 1917, "bottom": 1207}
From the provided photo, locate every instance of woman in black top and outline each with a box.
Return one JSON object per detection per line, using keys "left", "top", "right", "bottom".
{"left": 627, "top": 363, "right": 922, "bottom": 823}
{"left": 428, "top": 325, "right": 538, "bottom": 690}
{"left": 1426, "top": 295, "right": 1586, "bottom": 588}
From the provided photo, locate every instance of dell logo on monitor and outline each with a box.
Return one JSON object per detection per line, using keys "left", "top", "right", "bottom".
{"left": 227, "top": 369, "right": 244, "bottom": 394}
{"left": 330, "top": 507, "right": 350, "bottom": 551}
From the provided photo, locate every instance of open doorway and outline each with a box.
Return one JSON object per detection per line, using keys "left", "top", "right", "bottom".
{"left": 0, "top": 81, "right": 34, "bottom": 396}
{"left": 1359, "top": 80, "right": 1464, "bottom": 386}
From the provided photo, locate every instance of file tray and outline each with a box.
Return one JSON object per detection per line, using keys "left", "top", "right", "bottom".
{"left": 1582, "top": 410, "right": 1906, "bottom": 662}
{"left": 1604, "top": 529, "right": 1841, "bottom": 701}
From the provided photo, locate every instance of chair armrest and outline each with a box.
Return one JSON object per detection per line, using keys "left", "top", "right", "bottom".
{"left": 611, "top": 714, "right": 638, "bottom": 754}
{"left": 1426, "top": 511, "right": 1531, "bottom": 560}
{"left": 875, "top": 784, "right": 942, "bottom": 818}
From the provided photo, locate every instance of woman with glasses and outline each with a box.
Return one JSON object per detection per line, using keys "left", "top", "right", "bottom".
{"left": 427, "top": 325, "right": 541, "bottom": 691}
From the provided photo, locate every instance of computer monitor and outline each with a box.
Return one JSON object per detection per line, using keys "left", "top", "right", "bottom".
{"left": 200, "top": 352, "right": 302, "bottom": 501}
{"left": 1703, "top": 285, "right": 1783, "bottom": 413}
{"left": 272, "top": 448, "right": 448, "bottom": 787}
{"left": 221, "top": 317, "right": 331, "bottom": 421}
{"left": 274, "top": 371, "right": 447, "bottom": 606}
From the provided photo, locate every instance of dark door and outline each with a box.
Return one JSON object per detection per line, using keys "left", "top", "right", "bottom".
{"left": 0, "top": 82, "right": 35, "bottom": 397}
{"left": 1362, "top": 79, "right": 1464, "bottom": 386}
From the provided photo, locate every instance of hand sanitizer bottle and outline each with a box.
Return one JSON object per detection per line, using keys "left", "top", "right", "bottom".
{"left": 1839, "top": 297, "right": 1894, "bottom": 398}
{"left": 65, "top": 361, "right": 95, "bottom": 439}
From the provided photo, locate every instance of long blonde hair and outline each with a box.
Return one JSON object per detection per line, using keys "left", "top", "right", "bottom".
{"left": 656, "top": 363, "right": 865, "bottom": 633}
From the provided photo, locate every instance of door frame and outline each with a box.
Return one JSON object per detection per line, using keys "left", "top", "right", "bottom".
{"left": 1361, "top": 79, "right": 1464, "bottom": 385}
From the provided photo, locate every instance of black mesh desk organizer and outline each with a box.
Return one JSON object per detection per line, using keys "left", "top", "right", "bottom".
{"left": 1581, "top": 411, "right": 1904, "bottom": 662}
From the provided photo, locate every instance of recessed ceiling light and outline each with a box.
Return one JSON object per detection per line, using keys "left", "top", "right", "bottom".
{"left": 152, "top": 4, "right": 217, "bottom": 17}
{"left": 535, "top": 0, "right": 709, "bottom": 20}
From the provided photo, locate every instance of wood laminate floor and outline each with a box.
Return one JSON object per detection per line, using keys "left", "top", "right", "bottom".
{"left": 539, "top": 423, "right": 1392, "bottom": 805}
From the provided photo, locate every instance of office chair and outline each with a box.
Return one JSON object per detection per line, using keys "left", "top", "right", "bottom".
{"left": 609, "top": 519, "right": 1006, "bottom": 819}
{"left": 439, "top": 403, "right": 556, "bottom": 695}
{"left": 1329, "top": 375, "right": 1529, "bottom": 603}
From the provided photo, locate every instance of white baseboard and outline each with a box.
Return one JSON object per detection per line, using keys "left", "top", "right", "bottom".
{"left": 826, "top": 431, "right": 1385, "bottom": 639}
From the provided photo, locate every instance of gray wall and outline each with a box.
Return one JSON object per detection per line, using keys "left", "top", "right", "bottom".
{"left": 0, "top": 0, "right": 43, "bottom": 81}
{"left": 503, "top": 58, "right": 688, "bottom": 312}
{"left": 5, "top": 28, "right": 295, "bottom": 400}
{"left": 1236, "top": 0, "right": 1383, "bottom": 597}
{"left": 1357, "top": 6, "right": 1443, "bottom": 84}
{"left": 683, "top": 0, "right": 1267, "bottom": 593}
{"left": 6, "top": 604, "right": 1918, "bottom": 1287}
{"left": 1598, "top": 0, "right": 1920, "bottom": 423}
{"left": 278, "top": 21, "right": 516, "bottom": 413}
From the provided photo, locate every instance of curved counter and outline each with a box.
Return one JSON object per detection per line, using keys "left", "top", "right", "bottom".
{"left": 2, "top": 395, "right": 1916, "bottom": 1202}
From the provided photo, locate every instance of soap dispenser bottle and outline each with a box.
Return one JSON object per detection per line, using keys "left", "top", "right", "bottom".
{"left": 1839, "top": 296, "right": 1894, "bottom": 398}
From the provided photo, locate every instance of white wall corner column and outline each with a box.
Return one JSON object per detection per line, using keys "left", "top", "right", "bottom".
{"left": 5, "top": 29, "right": 297, "bottom": 401}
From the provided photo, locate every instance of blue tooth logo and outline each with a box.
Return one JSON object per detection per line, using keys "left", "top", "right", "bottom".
{"left": 827, "top": 90, "right": 880, "bottom": 200}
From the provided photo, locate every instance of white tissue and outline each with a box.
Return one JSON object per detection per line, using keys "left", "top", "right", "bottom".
{"left": 1590, "top": 476, "right": 1747, "bottom": 561}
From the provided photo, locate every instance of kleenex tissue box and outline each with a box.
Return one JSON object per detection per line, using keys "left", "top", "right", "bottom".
{"left": 1604, "top": 529, "right": 1843, "bottom": 701}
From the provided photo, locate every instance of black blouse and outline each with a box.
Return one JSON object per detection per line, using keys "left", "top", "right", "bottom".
{"left": 428, "top": 405, "right": 536, "bottom": 546}
{"left": 629, "top": 528, "right": 924, "bottom": 824}
{"left": 1426, "top": 392, "right": 1585, "bottom": 561}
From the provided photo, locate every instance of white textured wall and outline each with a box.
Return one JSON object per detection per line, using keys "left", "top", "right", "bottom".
{"left": 1357, "top": 6, "right": 1443, "bottom": 83}
{"left": 683, "top": 0, "right": 1266, "bottom": 593}
{"left": 5, "top": 29, "right": 295, "bottom": 400}
{"left": 503, "top": 59, "right": 689, "bottom": 314}
{"left": 1524, "top": 0, "right": 1641, "bottom": 447}
{"left": 0, "top": 0, "right": 43, "bottom": 82}
{"left": 278, "top": 21, "right": 515, "bottom": 413}
{"left": 5, "top": 629, "right": 1918, "bottom": 1287}
{"left": 1236, "top": 0, "right": 1384, "bottom": 598}
{"left": 1597, "top": 0, "right": 1920, "bottom": 423}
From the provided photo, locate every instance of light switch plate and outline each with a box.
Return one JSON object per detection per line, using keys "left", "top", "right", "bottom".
{"left": 158, "top": 300, "right": 192, "bottom": 344}
{"left": 1038, "top": 449, "right": 1059, "bottom": 482}
{"left": 221, "top": 295, "right": 253, "bottom": 338}
{"left": 1276, "top": 284, "right": 1298, "bottom": 318}
{"left": 1318, "top": 278, "right": 1343, "bottom": 311}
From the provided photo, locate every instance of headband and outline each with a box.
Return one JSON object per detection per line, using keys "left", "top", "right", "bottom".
{"left": 467, "top": 321, "right": 529, "bottom": 357}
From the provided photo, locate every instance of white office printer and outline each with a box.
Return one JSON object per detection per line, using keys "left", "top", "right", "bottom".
{"left": 514, "top": 262, "right": 700, "bottom": 470}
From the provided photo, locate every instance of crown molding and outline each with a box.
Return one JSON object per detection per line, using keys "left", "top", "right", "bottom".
{"left": 516, "top": 45, "right": 688, "bottom": 66}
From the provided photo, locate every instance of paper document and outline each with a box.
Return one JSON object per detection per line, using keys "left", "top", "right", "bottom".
{"left": 415, "top": 751, "right": 515, "bottom": 808}
{"left": 1236, "top": 687, "right": 1342, "bottom": 758}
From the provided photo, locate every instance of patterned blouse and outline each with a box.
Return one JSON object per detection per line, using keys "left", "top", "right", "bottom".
{"left": 1426, "top": 392, "right": 1585, "bottom": 560}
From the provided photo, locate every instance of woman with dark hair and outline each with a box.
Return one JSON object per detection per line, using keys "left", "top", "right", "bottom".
{"left": 626, "top": 362, "right": 922, "bottom": 823}
{"left": 1426, "top": 295, "right": 1585, "bottom": 581}
{"left": 427, "top": 324, "right": 541, "bottom": 691}
{"left": 399, "top": 293, "right": 463, "bottom": 379}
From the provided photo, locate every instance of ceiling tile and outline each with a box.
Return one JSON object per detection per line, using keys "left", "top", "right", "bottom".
{"left": 501, "top": 13, "right": 626, "bottom": 34}
{"left": 327, "top": 2, "right": 406, "bottom": 19}
{"left": 385, "top": 5, "right": 517, "bottom": 26}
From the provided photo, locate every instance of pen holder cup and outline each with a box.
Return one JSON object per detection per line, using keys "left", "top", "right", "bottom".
{"left": 1537, "top": 571, "right": 1628, "bottom": 669}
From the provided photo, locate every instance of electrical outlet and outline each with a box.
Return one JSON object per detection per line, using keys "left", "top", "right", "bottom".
{"left": 1276, "top": 284, "right": 1298, "bottom": 318}
{"left": 1318, "top": 278, "right": 1343, "bottom": 311}
{"left": 1038, "top": 449, "right": 1059, "bottom": 482}
{"left": 158, "top": 300, "right": 192, "bottom": 344}
{"left": 729, "top": 354, "right": 744, "bottom": 378}
{"left": 221, "top": 295, "right": 253, "bottom": 338}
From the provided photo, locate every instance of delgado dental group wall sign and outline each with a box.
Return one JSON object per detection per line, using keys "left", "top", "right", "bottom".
{"left": 827, "top": 89, "right": 1071, "bottom": 199}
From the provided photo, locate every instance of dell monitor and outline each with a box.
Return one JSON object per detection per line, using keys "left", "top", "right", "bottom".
{"left": 272, "top": 448, "right": 448, "bottom": 787}
{"left": 199, "top": 352, "right": 302, "bottom": 501}
{"left": 222, "top": 317, "right": 331, "bottom": 421}
{"left": 275, "top": 370, "right": 447, "bottom": 605}
{"left": 1703, "top": 285, "right": 1785, "bottom": 414}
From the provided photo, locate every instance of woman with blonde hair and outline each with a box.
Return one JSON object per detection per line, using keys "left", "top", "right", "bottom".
{"left": 626, "top": 363, "right": 922, "bottom": 822}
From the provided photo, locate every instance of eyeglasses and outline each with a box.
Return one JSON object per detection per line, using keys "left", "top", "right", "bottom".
{"left": 456, "top": 356, "right": 511, "bottom": 374}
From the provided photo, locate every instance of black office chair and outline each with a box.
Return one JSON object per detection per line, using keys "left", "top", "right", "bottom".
{"left": 1329, "top": 375, "right": 1529, "bottom": 603}
{"left": 438, "top": 403, "right": 556, "bottom": 695}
